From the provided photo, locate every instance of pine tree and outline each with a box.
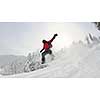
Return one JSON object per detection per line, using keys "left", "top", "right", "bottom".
{"left": 86, "top": 36, "right": 90, "bottom": 44}
{"left": 94, "top": 22, "right": 100, "bottom": 30}
{"left": 89, "top": 33, "right": 93, "bottom": 41}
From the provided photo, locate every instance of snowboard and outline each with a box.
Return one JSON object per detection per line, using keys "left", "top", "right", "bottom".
{"left": 30, "top": 62, "right": 48, "bottom": 71}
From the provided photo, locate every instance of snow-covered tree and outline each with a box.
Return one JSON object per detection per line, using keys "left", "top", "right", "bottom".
{"left": 86, "top": 36, "right": 90, "bottom": 44}
{"left": 24, "top": 51, "right": 41, "bottom": 72}
{"left": 0, "top": 56, "right": 26, "bottom": 75}
{"left": 94, "top": 22, "right": 100, "bottom": 30}
{"left": 78, "top": 40, "right": 83, "bottom": 44}
{"left": 89, "top": 33, "right": 94, "bottom": 41}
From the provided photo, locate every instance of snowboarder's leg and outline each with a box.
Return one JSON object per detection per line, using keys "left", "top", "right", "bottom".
{"left": 48, "top": 49, "right": 54, "bottom": 60}
{"left": 41, "top": 51, "right": 47, "bottom": 64}
{"left": 48, "top": 49, "right": 52, "bottom": 54}
{"left": 41, "top": 50, "right": 54, "bottom": 64}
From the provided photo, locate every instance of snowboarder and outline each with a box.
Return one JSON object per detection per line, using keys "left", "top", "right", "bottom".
{"left": 40, "top": 33, "right": 58, "bottom": 64}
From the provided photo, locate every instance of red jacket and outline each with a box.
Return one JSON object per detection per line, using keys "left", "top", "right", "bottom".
{"left": 43, "top": 41, "right": 52, "bottom": 50}
{"left": 40, "top": 35, "right": 56, "bottom": 52}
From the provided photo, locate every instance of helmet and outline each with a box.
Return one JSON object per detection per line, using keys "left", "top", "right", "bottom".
{"left": 42, "top": 40, "right": 47, "bottom": 43}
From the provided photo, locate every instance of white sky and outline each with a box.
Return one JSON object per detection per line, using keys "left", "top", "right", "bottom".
{"left": 0, "top": 22, "right": 100, "bottom": 56}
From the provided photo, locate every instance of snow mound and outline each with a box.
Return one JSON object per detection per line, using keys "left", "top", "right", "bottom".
{"left": 1, "top": 40, "right": 100, "bottom": 78}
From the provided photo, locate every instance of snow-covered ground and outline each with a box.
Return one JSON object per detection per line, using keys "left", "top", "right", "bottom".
{"left": 1, "top": 40, "right": 100, "bottom": 78}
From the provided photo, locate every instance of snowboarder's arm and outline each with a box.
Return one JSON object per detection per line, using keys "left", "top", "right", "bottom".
{"left": 40, "top": 48, "right": 44, "bottom": 53}
{"left": 49, "top": 34, "right": 58, "bottom": 43}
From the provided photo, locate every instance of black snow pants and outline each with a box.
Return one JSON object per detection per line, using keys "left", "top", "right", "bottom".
{"left": 41, "top": 49, "right": 52, "bottom": 64}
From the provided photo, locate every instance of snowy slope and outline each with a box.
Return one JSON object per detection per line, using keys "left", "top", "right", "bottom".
{"left": 2, "top": 41, "right": 100, "bottom": 78}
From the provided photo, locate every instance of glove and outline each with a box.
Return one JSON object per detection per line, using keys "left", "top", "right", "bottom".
{"left": 54, "top": 33, "right": 58, "bottom": 37}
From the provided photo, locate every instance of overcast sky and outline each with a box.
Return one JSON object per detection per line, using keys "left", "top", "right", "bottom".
{"left": 0, "top": 22, "right": 100, "bottom": 56}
